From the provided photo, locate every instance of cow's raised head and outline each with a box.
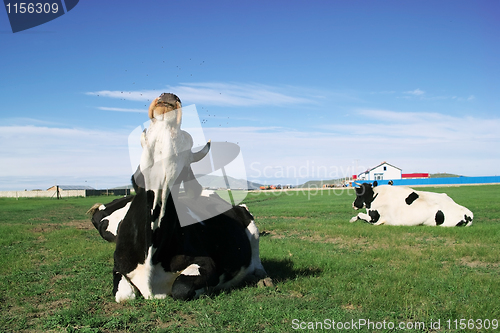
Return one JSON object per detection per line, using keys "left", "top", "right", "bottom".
{"left": 352, "top": 182, "right": 378, "bottom": 210}
{"left": 135, "top": 93, "right": 210, "bottom": 206}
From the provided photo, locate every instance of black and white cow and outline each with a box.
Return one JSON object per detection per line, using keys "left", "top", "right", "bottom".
{"left": 92, "top": 93, "right": 269, "bottom": 302}
{"left": 349, "top": 181, "right": 473, "bottom": 227}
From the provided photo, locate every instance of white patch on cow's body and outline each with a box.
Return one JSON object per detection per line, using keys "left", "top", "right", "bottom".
{"left": 244, "top": 219, "right": 267, "bottom": 277}
{"left": 99, "top": 204, "right": 106, "bottom": 211}
{"left": 115, "top": 276, "right": 136, "bottom": 303}
{"left": 350, "top": 213, "right": 370, "bottom": 223}
{"left": 125, "top": 246, "right": 154, "bottom": 300}
{"left": 105, "top": 202, "right": 132, "bottom": 236}
{"left": 240, "top": 205, "right": 267, "bottom": 278}
{"left": 119, "top": 247, "right": 183, "bottom": 301}
{"left": 181, "top": 263, "right": 201, "bottom": 276}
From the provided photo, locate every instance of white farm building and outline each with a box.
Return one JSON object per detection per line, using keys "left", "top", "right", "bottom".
{"left": 357, "top": 162, "right": 402, "bottom": 181}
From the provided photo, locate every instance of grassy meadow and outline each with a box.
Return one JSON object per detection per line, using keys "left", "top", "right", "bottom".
{"left": 0, "top": 185, "right": 499, "bottom": 332}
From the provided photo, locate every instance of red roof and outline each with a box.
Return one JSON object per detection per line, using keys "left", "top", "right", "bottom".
{"left": 402, "top": 173, "right": 429, "bottom": 179}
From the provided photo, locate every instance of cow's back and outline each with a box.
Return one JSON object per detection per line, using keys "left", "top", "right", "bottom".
{"left": 414, "top": 190, "right": 473, "bottom": 227}
{"left": 371, "top": 186, "right": 473, "bottom": 226}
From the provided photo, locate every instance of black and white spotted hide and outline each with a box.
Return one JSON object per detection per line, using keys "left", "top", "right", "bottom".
{"left": 350, "top": 182, "right": 473, "bottom": 227}
{"left": 111, "top": 176, "right": 268, "bottom": 302}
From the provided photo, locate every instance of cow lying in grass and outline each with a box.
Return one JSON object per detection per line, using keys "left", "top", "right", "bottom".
{"left": 349, "top": 181, "right": 473, "bottom": 227}
{"left": 88, "top": 93, "right": 271, "bottom": 302}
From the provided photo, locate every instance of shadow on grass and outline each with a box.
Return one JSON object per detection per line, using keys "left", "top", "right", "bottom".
{"left": 262, "top": 258, "right": 322, "bottom": 283}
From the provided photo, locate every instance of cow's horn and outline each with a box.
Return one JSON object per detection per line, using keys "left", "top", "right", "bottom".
{"left": 192, "top": 140, "right": 211, "bottom": 163}
{"left": 354, "top": 182, "right": 362, "bottom": 186}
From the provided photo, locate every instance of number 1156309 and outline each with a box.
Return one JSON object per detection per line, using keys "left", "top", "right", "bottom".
{"left": 5, "top": 2, "right": 59, "bottom": 14}
{"left": 446, "top": 319, "right": 498, "bottom": 330}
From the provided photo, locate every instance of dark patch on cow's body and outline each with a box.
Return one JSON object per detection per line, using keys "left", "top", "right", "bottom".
{"left": 152, "top": 193, "right": 252, "bottom": 274}
{"left": 170, "top": 256, "right": 217, "bottom": 300}
{"left": 435, "top": 210, "right": 445, "bottom": 225}
{"left": 112, "top": 271, "right": 123, "bottom": 296}
{"left": 98, "top": 221, "right": 116, "bottom": 242}
{"left": 456, "top": 214, "right": 473, "bottom": 227}
{"left": 405, "top": 192, "right": 419, "bottom": 205}
{"left": 368, "top": 210, "right": 380, "bottom": 224}
{"left": 113, "top": 176, "right": 154, "bottom": 276}
{"left": 139, "top": 186, "right": 254, "bottom": 301}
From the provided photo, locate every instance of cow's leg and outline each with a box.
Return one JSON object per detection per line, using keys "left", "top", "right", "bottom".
{"left": 349, "top": 213, "right": 371, "bottom": 223}
{"left": 124, "top": 247, "right": 154, "bottom": 300}
{"left": 171, "top": 258, "right": 217, "bottom": 300}
{"left": 150, "top": 265, "right": 180, "bottom": 299}
{"left": 113, "top": 271, "right": 136, "bottom": 303}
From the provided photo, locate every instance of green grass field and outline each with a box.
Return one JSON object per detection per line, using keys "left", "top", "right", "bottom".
{"left": 1, "top": 185, "right": 499, "bottom": 332}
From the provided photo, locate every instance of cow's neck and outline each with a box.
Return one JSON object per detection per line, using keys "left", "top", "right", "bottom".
{"left": 152, "top": 180, "right": 183, "bottom": 229}
{"left": 151, "top": 187, "right": 167, "bottom": 230}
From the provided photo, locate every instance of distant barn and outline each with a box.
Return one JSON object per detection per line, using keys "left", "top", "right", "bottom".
{"left": 0, "top": 185, "right": 131, "bottom": 198}
{"left": 357, "top": 162, "right": 402, "bottom": 181}
{"left": 46, "top": 185, "right": 131, "bottom": 197}
{"left": 47, "top": 185, "right": 95, "bottom": 191}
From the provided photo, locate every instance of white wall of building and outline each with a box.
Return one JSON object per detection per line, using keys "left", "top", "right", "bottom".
{"left": 0, "top": 190, "right": 86, "bottom": 198}
{"left": 358, "top": 162, "right": 402, "bottom": 181}
{"left": 369, "top": 163, "right": 401, "bottom": 180}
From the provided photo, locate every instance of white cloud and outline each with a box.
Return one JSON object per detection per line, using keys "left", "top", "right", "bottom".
{"left": 2, "top": 108, "right": 498, "bottom": 190}
{"left": 87, "top": 82, "right": 314, "bottom": 107}
{"left": 202, "top": 110, "right": 500, "bottom": 182}
{"left": 320, "top": 109, "right": 500, "bottom": 145}
{"left": 397, "top": 89, "right": 475, "bottom": 102}
{"left": 404, "top": 88, "right": 425, "bottom": 96}
{"left": 168, "top": 82, "right": 313, "bottom": 106}
{"left": 86, "top": 90, "right": 157, "bottom": 101}
{"left": 98, "top": 107, "right": 147, "bottom": 113}
{"left": 0, "top": 125, "right": 132, "bottom": 189}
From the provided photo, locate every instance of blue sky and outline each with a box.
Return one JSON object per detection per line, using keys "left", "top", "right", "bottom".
{"left": 1, "top": 0, "right": 499, "bottom": 190}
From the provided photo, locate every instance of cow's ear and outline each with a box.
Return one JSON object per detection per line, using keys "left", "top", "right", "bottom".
{"left": 373, "top": 181, "right": 378, "bottom": 187}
